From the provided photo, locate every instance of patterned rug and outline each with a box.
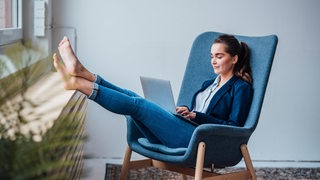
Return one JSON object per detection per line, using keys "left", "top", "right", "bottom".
{"left": 105, "top": 163, "right": 320, "bottom": 180}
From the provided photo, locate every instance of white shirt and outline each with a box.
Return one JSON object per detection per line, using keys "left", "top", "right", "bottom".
{"left": 192, "top": 76, "right": 222, "bottom": 113}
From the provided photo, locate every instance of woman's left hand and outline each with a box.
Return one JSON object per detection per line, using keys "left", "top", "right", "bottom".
{"left": 184, "top": 112, "right": 196, "bottom": 119}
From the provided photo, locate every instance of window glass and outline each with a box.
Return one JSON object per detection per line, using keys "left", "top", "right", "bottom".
{"left": 0, "top": 0, "right": 12, "bottom": 28}
{"left": 0, "top": 0, "right": 22, "bottom": 45}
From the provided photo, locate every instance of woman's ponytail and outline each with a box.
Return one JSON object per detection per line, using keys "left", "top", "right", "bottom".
{"left": 235, "top": 42, "right": 252, "bottom": 84}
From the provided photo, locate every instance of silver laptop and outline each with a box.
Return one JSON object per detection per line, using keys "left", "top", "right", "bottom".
{"left": 140, "top": 76, "right": 198, "bottom": 126}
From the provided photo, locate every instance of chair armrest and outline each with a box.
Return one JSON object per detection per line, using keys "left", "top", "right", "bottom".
{"left": 126, "top": 116, "right": 145, "bottom": 142}
{"left": 188, "top": 124, "right": 253, "bottom": 152}
{"left": 193, "top": 124, "right": 252, "bottom": 138}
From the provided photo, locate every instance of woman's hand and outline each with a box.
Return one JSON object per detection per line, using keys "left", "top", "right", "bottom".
{"left": 176, "top": 106, "right": 196, "bottom": 119}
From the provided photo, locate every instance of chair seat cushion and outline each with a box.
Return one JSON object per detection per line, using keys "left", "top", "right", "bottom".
{"left": 138, "top": 138, "right": 187, "bottom": 155}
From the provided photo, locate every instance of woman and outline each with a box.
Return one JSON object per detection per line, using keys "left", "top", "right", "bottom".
{"left": 53, "top": 34, "right": 253, "bottom": 148}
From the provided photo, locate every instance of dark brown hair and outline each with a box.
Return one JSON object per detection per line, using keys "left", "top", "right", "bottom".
{"left": 213, "top": 34, "right": 252, "bottom": 84}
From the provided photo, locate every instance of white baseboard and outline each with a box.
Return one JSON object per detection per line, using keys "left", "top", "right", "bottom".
{"left": 236, "top": 160, "right": 320, "bottom": 168}
{"left": 101, "top": 156, "right": 320, "bottom": 168}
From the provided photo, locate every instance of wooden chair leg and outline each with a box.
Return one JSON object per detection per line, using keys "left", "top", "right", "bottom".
{"left": 120, "top": 145, "right": 132, "bottom": 180}
{"left": 195, "top": 142, "right": 206, "bottom": 180}
{"left": 241, "top": 144, "right": 257, "bottom": 180}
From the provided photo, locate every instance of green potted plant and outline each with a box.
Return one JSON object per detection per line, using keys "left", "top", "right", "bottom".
{"left": 0, "top": 41, "right": 86, "bottom": 179}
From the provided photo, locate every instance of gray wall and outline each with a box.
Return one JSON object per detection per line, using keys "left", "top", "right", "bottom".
{"left": 53, "top": 0, "right": 320, "bottom": 166}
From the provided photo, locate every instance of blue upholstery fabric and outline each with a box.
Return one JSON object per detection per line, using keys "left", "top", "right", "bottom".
{"left": 138, "top": 138, "right": 187, "bottom": 155}
{"left": 126, "top": 32, "right": 278, "bottom": 167}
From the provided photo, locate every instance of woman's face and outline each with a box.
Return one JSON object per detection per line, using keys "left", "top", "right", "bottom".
{"left": 210, "top": 43, "right": 238, "bottom": 77}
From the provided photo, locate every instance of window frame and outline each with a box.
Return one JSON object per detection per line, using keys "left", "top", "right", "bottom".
{"left": 0, "top": 0, "right": 23, "bottom": 46}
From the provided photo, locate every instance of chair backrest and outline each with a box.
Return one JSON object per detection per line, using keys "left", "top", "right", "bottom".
{"left": 177, "top": 32, "right": 278, "bottom": 131}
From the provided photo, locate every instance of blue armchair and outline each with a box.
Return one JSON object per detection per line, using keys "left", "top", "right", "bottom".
{"left": 120, "top": 32, "right": 278, "bottom": 180}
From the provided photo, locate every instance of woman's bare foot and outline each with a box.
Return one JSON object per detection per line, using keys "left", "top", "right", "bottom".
{"left": 58, "top": 37, "right": 96, "bottom": 82}
{"left": 53, "top": 53, "right": 77, "bottom": 90}
{"left": 53, "top": 53, "right": 94, "bottom": 96}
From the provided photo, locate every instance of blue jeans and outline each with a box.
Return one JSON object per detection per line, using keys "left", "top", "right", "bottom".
{"left": 88, "top": 75, "right": 196, "bottom": 148}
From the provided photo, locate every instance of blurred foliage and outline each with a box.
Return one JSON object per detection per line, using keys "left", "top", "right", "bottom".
{"left": 0, "top": 41, "right": 86, "bottom": 179}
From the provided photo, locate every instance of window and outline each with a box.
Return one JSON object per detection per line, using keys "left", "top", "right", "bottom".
{"left": 0, "top": 0, "right": 23, "bottom": 79}
{"left": 0, "top": 0, "right": 13, "bottom": 28}
{"left": 0, "top": 0, "right": 22, "bottom": 45}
